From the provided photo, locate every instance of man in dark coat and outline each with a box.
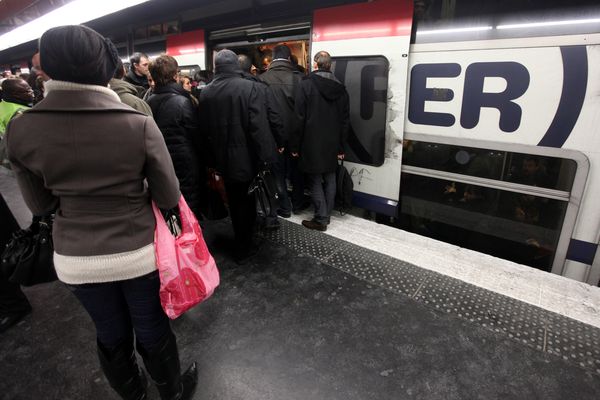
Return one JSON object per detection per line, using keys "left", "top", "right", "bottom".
{"left": 147, "top": 55, "right": 205, "bottom": 219}
{"left": 199, "top": 49, "right": 277, "bottom": 263}
{"left": 239, "top": 53, "right": 285, "bottom": 230}
{"left": 291, "top": 51, "right": 349, "bottom": 232}
{"left": 259, "top": 45, "right": 307, "bottom": 218}
{"left": 124, "top": 52, "right": 150, "bottom": 96}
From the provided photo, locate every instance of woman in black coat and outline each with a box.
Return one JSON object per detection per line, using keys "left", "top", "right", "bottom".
{"left": 147, "top": 55, "right": 205, "bottom": 218}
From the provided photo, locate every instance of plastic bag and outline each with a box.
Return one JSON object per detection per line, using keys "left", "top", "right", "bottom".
{"left": 152, "top": 196, "right": 220, "bottom": 319}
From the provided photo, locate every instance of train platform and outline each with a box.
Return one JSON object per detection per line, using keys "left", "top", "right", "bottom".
{"left": 1, "top": 167, "right": 600, "bottom": 399}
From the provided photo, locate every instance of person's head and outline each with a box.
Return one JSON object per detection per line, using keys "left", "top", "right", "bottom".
{"left": 313, "top": 50, "right": 332, "bottom": 71}
{"left": 31, "top": 51, "right": 50, "bottom": 82}
{"left": 522, "top": 157, "right": 540, "bottom": 176}
{"left": 237, "top": 54, "right": 253, "bottom": 74}
{"left": 39, "top": 25, "right": 119, "bottom": 86}
{"left": 113, "top": 59, "right": 126, "bottom": 79}
{"left": 179, "top": 75, "right": 192, "bottom": 92}
{"left": 214, "top": 49, "right": 241, "bottom": 74}
{"left": 272, "top": 45, "right": 291, "bottom": 61}
{"left": 129, "top": 52, "right": 149, "bottom": 77}
{"left": 148, "top": 55, "right": 178, "bottom": 87}
{"left": 1, "top": 78, "right": 34, "bottom": 106}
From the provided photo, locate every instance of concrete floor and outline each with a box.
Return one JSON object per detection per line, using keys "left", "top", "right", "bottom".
{"left": 1, "top": 218, "right": 599, "bottom": 400}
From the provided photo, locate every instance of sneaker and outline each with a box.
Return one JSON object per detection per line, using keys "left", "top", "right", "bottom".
{"left": 301, "top": 219, "right": 327, "bottom": 232}
{"left": 277, "top": 209, "right": 291, "bottom": 218}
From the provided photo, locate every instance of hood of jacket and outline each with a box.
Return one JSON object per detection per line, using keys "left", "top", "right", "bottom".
{"left": 309, "top": 70, "right": 345, "bottom": 101}
{"left": 109, "top": 78, "right": 140, "bottom": 97}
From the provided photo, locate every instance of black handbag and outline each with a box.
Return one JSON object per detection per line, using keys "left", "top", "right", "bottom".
{"left": 248, "top": 168, "right": 278, "bottom": 218}
{"left": 1, "top": 215, "right": 57, "bottom": 286}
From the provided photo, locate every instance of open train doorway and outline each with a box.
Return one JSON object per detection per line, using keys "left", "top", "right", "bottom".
{"left": 207, "top": 22, "right": 311, "bottom": 75}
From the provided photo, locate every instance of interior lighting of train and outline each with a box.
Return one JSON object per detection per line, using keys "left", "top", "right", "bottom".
{"left": 0, "top": 0, "right": 150, "bottom": 51}
{"left": 497, "top": 17, "right": 600, "bottom": 30}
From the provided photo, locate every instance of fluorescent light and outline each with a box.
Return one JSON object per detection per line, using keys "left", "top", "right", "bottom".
{"left": 418, "top": 26, "right": 493, "bottom": 35}
{"left": 0, "top": 0, "right": 150, "bottom": 52}
{"left": 497, "top": 18, "right": 600, "bottom": 30}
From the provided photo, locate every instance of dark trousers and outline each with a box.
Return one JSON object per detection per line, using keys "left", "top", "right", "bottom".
{"left": 0, "top": 193, "right": 31, "bottom": 317}
{"left": 272, "top": 152, "right": 305, "bottom": 213}
{"left": 224, "top": 178, "right": 257, "bottom": 253}
{"left": 307, "top": 172, "right": 336, "bottom": 225}
{"left": 67, "top": 271, "right": 170, "bottom": 351}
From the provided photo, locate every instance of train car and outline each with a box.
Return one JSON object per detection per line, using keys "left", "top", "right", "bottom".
{"left": 162, "top": 0, "right": 600, "bottom": 283}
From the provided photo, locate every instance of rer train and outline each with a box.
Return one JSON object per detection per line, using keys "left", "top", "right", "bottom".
{"left": 163, "top": 0, "right": 600, "bottom": 284}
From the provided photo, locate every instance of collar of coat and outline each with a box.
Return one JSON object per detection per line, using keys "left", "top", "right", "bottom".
{"left": 45, "top": 80, "right": 122, "bottom": 102}
{"left": 31, "top": 80, "right": 142, "bottom": 114}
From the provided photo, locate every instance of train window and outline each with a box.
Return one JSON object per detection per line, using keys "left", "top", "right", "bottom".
{"left": 331, "top": 56, "right": 389, "bottom": 167}
{"left": 399, "top": 173, "right": 568, "bottom": 272}
{"left": 402, "top": 141, "right": 577, "bottom": 192}
{"left": 397, "top": 135, "right": 586, "bottom": 273}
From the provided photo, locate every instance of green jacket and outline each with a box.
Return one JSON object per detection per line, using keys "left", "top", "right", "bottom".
{"left": 0, "top": 100, "right": 29, "bottom": 137}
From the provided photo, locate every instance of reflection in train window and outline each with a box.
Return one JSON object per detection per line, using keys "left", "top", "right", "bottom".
{"left": 399, "top": 174, "right": 569, "bottom": 272}
{"left": 331, "top": 56, "right": 389, "bottom": 167}
{"left": 402, "top": 140, "right": 577, "bottom": 191}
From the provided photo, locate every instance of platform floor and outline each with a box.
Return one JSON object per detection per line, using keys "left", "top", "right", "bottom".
{"left": 1, "top": 216, "right": 600, "bottom": 400}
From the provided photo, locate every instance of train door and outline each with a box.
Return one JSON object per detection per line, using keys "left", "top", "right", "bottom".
{"left": 312, "top": 0, "right": 414, "bottom": 216}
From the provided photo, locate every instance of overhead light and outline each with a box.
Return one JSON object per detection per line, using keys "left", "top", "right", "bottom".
{"left": 417, "top": 26, "right": 493, "bottom": 35}
{"left": 0, "top": 0, "right": 150, "bottom": 52}
{"left": 497, "top": 18, "right": 600, "bottom": 30}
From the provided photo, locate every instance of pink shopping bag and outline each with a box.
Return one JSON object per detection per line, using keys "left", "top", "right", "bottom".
{"left": 152, "top": 196, "right": 220, "bottom": 319}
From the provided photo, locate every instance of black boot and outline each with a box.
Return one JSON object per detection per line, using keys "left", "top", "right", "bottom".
{"left": 97, "top": 338, "right": 147, "bottom": 400}
{"left": 138, "top": 332, "right": 198, "bottom": 400}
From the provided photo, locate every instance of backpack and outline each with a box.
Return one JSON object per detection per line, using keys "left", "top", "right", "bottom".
{"left": 335, "top": 160, "right": 354, "bottom": 215}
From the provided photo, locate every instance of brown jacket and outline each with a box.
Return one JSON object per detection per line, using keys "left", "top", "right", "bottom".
{"left": 6, "top": 86, "right": 180, "bottom": 256}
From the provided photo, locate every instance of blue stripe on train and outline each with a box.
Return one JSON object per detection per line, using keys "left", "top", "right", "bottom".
{"left": 566, "top": 239, "right": 598, "bottom": 265}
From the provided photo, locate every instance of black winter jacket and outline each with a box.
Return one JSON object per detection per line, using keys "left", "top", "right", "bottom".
{"left": 147, "top": 82, "right": 204, "bottom": 216}
{"left": 242, "top": 72, "right": 285, "bottom": 149}
{"left": 199, "top": 65, "right": 277, "bottom": 182}
{"left": 259, "top": 60, "right": 303, "bottom": 145}
{"left": 291, "top": 70, "right": 350, "bottom": 174}
{"left": 124, "top": 70, "right": 149, "bottom": 96}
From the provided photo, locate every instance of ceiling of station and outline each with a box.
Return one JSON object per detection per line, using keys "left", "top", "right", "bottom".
{"left": 0, "top": 0, "right": 73, "bottom": 35}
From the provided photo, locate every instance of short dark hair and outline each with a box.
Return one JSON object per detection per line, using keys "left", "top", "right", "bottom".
{"left": 237, "top": 54, "right": 253, "bottom": 73}
{"left": 149, "top": 55, "right": 178, "bottom": 87}
{"left": 113, "top": 59, "right": 125, "bottom": 79}
{"left": 272, "top": 45, "right": 291, "bottom": 60}
{"left": 314, "top": 51, "right": 332, "bottom": 71}
{"left": 129, "top": 52, "right": 148, "bottom": 66}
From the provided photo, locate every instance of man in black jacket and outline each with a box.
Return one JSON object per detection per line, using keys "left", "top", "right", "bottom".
{"left": 259, "top": 45, "right": 307, "bottom": 218}
{"left": 124, "top": 52, "right": 150, "bottom": 96}
{"left": 292, "top": 51, "right": 349, "bottom": 232}
{"left": 200, "top": 49, "right": 277, "bottom": 263}
{"left": 147, "top": 55, "right": 205, "bottom": 219}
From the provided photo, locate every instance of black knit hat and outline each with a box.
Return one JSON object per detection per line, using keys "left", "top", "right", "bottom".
{"left": 39, "top": 25, "right": 119, "bottom": 86}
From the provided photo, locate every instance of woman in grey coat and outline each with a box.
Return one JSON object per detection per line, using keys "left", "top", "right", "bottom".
{"left": 6, "top": 25, "right": 197, "bottom": 400}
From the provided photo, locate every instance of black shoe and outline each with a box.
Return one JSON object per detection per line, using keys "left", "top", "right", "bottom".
{"left": 301, "top": 219, "right": 327, "bottom": 232}
{"left": 138, "top": 332, "right": 198, "bottom": 400}
{"left": 0, "top": 306, "right": 32, "bottom": 334}
{"left": 234, "top": 244, "right": 261, "bottom": 265}
{"left": 97, "top": 338, "right": 147, "bottom": 400}
{"left": 276, "top": 209, "right": 291, "bottom": 218}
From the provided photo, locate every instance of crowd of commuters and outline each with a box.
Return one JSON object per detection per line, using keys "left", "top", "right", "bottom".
{"left": 0, "top": 24, "right": 350, "bottom": 400}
